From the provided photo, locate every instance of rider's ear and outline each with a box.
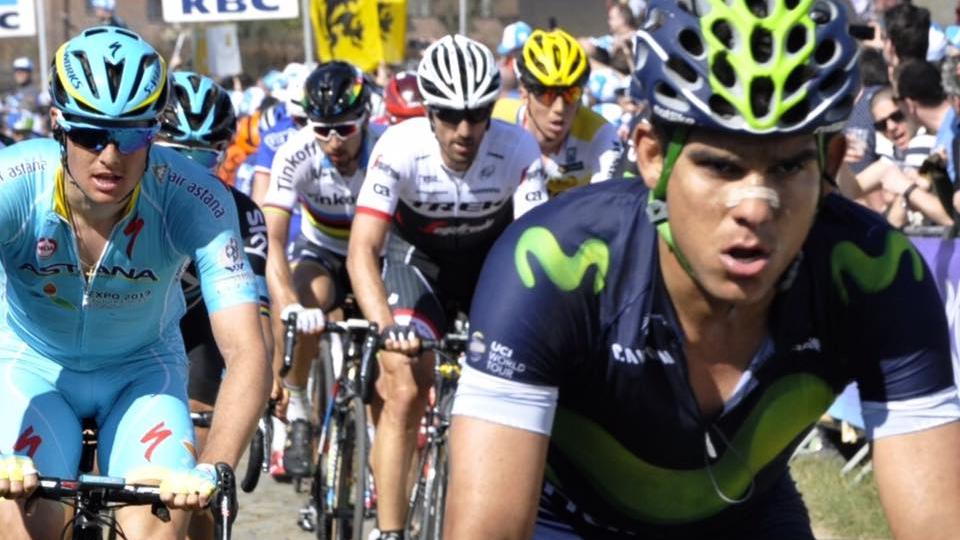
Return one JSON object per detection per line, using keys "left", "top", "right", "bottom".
{"left": 824, "top": 131, "right": 846, "bottom": 179}
{"left": 634, "top": 121, "right": 663, "bottom": 190}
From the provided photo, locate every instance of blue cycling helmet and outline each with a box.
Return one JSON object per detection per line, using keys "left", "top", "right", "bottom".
{"left": 630, "top": 0, "right": 859, "bottom": 135}
{"left": 91, "top": 0, "right": 116, "bottom": 10}
{"left": 50, "top": 26, "right": 169, "bottom": 129}
{"left": 159, "top": 72, "right": 236, "bottom": 151}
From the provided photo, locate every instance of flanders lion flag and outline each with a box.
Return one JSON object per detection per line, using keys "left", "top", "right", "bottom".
{"left": 311, "top": 0, "right": 407, "bottom": 73}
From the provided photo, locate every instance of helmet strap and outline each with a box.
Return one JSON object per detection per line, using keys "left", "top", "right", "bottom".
{"left": 645, "top": 126, "right": 698, "bottom": 277}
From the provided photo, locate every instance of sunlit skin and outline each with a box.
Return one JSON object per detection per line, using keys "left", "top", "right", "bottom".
{"left": 63, "top": 132, "right": 148, "bottom": 214}
{"left": 522, "top": 88, "right": 579, "bottom": 155}
{"left": 871, "top": 96, "right": 914, "bottom": 151}
{"left": 317, "top": 121, "right": 365, "bottom": 176}
{"left": 430, "top": 112, "right": 489, "bottom": 171}
{"left": 637, "top": 125, "right": 822, "bottom": 310}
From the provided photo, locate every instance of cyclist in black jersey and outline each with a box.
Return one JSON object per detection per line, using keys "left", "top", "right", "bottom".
{"left": 157, "top": 72, "right": 275, "bottom": 538}
{"left": 445, "top": 1, "right": 960, "bottom": 539}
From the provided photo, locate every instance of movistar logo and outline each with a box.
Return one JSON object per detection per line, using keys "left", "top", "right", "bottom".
{"left": 514, "top": 226, "right": 609, "bottom": 293}
{"left": 830, "top": 231, "right": 924, "bottom": 304}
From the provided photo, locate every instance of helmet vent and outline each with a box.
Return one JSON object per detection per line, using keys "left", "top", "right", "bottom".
{"left": 749, "top": 76, "right": 774, "bottom": 118}
{"left": 712, "top": 53, "right": 736, "bottom": 87}
{"left": 784, "top": 65, "right": 811, "bottom": 94}
{"left": 71, "top": 51, "right": 99, "bottom": 99}
{"left": 750, "top": 27, "right": 773, "bottom": 63}
{"left": 786, "top": 25, "right": 807, "bottom": 53}
{"left": 124, "top": 54, "right": 152, "bottom": 106}
{"left": 784, "top": 0, "right": 801, "bottom": 9}
{"left": 810, "top": 1, "right": 834, "bottom": 24}
{"left": 655, "top": 81, "right": 679, "bottom": 99}
{"left": 667, "top": 55, "right": 699, "bottom": 84}
{"left": 745, "top": 0, "right": 769, "bottom": 18}
{"left": 781, "top": 99, "right": 809, "bottom": 126}
{"left": 818, "top": 68, "right": 844, "bottom": 95}
{"left": 814, "top": 39, "right": 836, "bottom": 65}
{"left": 679, "top": 28, "right": 704, "bottom": 57}
{"left": 711, "top": 20, "right": 735, "bottom": 50}
{"left": 105, "top": 60, "right": 125, "bottom": 103}
{"left": 708, "top": 94, "right": 736, "bottom": 118}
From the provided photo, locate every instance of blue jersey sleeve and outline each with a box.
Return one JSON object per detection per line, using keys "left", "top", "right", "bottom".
{"left": 817, "top": 196, "right": 954, "bottom": 403}
{"left": 161, "top": 150, "right": 258, "bottom": 314}
{"left": 0, "top": 140, "right": 56, "bottom": 245}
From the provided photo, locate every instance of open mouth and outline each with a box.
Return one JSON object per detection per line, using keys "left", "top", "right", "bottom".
{"left": 720, "top": 245, "right": 772, "bottom": 278}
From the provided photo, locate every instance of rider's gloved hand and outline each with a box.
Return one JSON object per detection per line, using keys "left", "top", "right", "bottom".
{"left": 0, "top": 453, "right": 38, "bottom": 499}
{"left": 159, "top": 463, "right": 217, "bottom": 510}
{"left": 380, "top": 324, "right": 422, "bottom": 356}
{"left": 280, "top": 303, "right": 326, "bottom": 334}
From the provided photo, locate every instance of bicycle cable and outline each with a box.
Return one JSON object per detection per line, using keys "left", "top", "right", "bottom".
{"left": 702, "top": 425, "right": 755, "bottom": 505}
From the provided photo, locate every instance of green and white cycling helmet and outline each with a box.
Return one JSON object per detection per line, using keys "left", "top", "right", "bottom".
{"left": 630, "top": 0, "right": 860, "bottom": 272}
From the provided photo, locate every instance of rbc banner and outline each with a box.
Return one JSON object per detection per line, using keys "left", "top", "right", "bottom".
{"left": 311, "top": 0, "right": 407, "bottom": 73}
{"left": 162, "top": 0, "right": 299, "bottom": 23}
{"left": 0, "top": 0, "right": 36, "bottom": 38}
{"left": 911, "top": 235, "right": 960, "bottom": 389}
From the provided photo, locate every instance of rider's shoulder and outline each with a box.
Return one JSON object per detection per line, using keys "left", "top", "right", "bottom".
{"left": 147, "top": 146, "right": 231, "bottom": 206}
{"left": 0, "top": 138, "right": 60, "bottom": 182}
{"left": 569, "top": 105, "right": 614, "bottom": 142}
{"left": 809, "top": 192, "right": 902, "bottom": 249}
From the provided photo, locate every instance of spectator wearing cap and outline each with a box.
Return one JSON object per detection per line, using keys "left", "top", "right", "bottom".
{"left": 897, "top": 60, "right": 959, "bottom": 182}
{"left": 3, "top": 57, "right": 47, "bottom": 129}
{"left": 497, "top": 21, "right": 532, "bottom": 99}
{"left": 91, "top": 0, "right": 127, "bottom": 28}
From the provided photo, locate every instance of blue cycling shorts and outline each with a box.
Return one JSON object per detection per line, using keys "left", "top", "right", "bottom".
{"left": 0, "top": 327, "right": 197, "bottom": 480}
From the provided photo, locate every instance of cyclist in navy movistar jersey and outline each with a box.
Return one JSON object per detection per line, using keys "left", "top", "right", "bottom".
{"left": 250, "top": 63, "right": 313, "bottom": 206}
{"left": 348, "top": 35, "right": 547, "bottom": 540}
{"left": 263, "top": 61, "right": 384, "bottom": 477}
{"left": 156, "top": 71, "right": 275, "bottom": 539}
{"left": 0, "top": 28, "right": 270, "bottom": 539}
{"left": 446, "top": 1, "right": 960, "bottom": 539}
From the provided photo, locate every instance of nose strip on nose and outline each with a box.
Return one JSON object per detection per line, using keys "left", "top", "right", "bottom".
{"left": 724, "top": 186, "right": 781, "bottom": 210}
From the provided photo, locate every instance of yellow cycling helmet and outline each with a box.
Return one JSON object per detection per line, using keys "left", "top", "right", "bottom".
{"left": 518, "top": 28, "right": 590, "bottom": 88}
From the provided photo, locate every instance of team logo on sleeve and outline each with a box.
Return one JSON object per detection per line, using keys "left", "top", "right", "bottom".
{"left": 36, "top": 238, "right": 57, "bottom": 259}
{"left": 220, "top": 238, "right": 245, "bottom": 272}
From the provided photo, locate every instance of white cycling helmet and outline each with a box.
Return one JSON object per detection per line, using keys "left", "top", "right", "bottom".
{"left": 417, "top": 35, "right": 500, "bottom": 109}
{"left": 284, "top": 62, "right": 315, "bottom": 119}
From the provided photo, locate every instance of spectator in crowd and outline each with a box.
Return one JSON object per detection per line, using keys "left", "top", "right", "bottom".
{"left": 91, "top": 0, "right": 127, "bottom": 27}
{"left": 883, "top": 3, "right": 938, "bottom": 70}
{"left": 581, "top": 2, "right": 638, "bottom": 75}
{"left": 897, "top": 60, "right": 959, "bottom": 181}
{"left": 497, "top": 21, "right": 532, "bottom": 99}
{"left": 845, "top": 48, "right": 889, "bottom": 175}
{"left": 2, "top": 109, "right": 40, "bottom": 143}
{"left": 6, "top": 57, "right": 43, "bottom": 114}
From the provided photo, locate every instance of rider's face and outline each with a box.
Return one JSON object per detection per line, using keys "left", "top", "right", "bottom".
{"left": 430, "top": 108, "right": 491, "bottom": 171}
{"left": 638, "top": 126, "right": 822, "bottom": 305}
{"left": 63, "top": 130, "right": 148, "bottom": 206}
{"left": 522, "top": 86, "right": 579, "bottom": 150}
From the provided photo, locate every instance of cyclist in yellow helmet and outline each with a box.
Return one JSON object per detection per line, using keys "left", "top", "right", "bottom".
{"left": 494, "top": 27, "right": 622, "bottom": 197}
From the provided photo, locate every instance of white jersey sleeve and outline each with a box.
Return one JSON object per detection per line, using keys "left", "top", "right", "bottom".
{"left": 356, "top": 126, "right": 405, "bottom": 221}
{"left": 590, "top": 121, "right": 624, "bottom": 184}
{"left": 263, "top": 127, "right": 313, "bottom": 213}
{"left": 512, "top": 134, "right": 548, "bottom": 219}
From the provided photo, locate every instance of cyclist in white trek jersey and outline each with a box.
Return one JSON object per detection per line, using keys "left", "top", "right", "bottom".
{"left": 263, "top": 62, "right": 384, "bottom": 477}
{"left": 347, "top": 34, "right": 548, "bottom": 539}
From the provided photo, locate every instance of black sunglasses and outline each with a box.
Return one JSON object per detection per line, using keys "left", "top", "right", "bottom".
{"left": 430, "top": 106, "right": 493, "bottom": 125}
{"left": 65, "top": 126, "right": 157, "bottom": 154}
{"left": 873, "top": 110, "right": 906, "bottom": 131}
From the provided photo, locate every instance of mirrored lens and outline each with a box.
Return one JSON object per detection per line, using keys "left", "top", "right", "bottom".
{"left": 532, "top": 86, "right": 583, "bottom": 106}
{"left": 431, "top": 106, "right": 493, "bottom": 125}
{"left": 66, "top": 127, "right": 157, "bottom": 154}
{"left": 313, "top": 122, "right": 361, "bottom": 141}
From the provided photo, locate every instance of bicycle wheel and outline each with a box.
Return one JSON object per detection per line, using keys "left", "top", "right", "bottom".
{"left": 318, "top": 396, "right": 368, "bottom": 540}
{"left": 406, "top": 438, "right": 448, "bottom": 540}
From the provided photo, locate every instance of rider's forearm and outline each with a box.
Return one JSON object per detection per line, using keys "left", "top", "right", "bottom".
{"left": 251, "top": 171, "right": 270, "bottom": 207}
{"left": 203, "top": 306, "right": 272, "bottom": 467}
{"left": 347, "top": 245, "right": 394, "bottom": 329}
{"left": 266, "top": 246, "right": 298, "bottom": 310}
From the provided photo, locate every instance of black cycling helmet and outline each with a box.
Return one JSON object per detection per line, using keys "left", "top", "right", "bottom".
{"left": 303, "top": 61, "right": 370, "bottom": 123}
{"left": 159, "top": 71, "right": 236, "bottom": 151}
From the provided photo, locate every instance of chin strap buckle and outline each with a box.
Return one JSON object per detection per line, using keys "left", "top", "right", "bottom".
{"left": 646, "top": 197, "right": 669, "bottom": 225}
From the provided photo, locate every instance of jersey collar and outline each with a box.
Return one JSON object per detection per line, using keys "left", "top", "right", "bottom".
{"left": 53, "top": 166, "right": 141, "bottom": 222}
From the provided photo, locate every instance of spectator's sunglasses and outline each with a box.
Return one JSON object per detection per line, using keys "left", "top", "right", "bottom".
{"left": 313, "top": 117, "right": 365, "bottom": 142}
{"left": 65, "top": 126, "right": 157, "bottom": 154}
{"left": 530, "top": 85, "right": 584, "bottom": 106}
{"left": 873, "top": 110, "right": 905, "bottom": 131}
{"left": 430, "top": 105, "right": 494, "bottom": 125}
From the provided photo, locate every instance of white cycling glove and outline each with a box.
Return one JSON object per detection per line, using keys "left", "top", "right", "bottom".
{"left": 280, "top": 303, "right": 326, "bottom": 334}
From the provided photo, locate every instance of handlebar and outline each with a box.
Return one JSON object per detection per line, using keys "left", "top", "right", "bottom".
{"left": 280, "top": 312, "right": 297, "bottom": 378}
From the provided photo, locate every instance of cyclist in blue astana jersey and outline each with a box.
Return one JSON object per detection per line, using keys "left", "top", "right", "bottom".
{"left": 156, "top": 71, "right": 276, "bottom": 539}
{"left": 0, "top": 28, "right": 270, "bottom": 539}
{"left": 446, "top": 1, "right": 960, "bottom": 539}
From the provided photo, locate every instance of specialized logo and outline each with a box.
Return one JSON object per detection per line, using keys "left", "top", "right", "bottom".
{"left": 515, "top": 226, "right": 609, "bottom": 293}
{"left": 108, "top": 41, "right": 122, "bottom": 59}
{"left": 123, "top": 214, "right": 145, "bottom": 258}
{"left": 830, "top": 231, "right": 924, "bottom": 304}
{"left": 141, "top": 422, "right": 173, "bottom": 463}
{"left": 14, "top": 426, "right": 42, "bottom": 458}
{"left": 36, "top": 237, "right": 57, "bottom": 259}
